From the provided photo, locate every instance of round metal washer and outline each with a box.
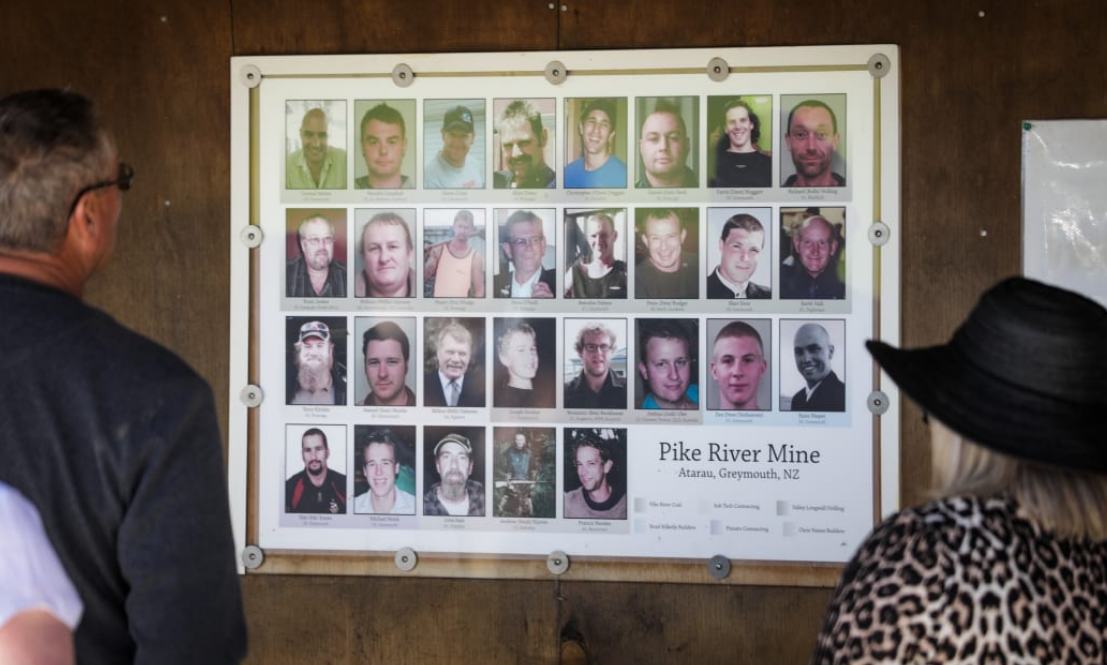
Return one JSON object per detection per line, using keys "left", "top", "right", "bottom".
{"left": 544, "top": 61, "right": 568, "bottom": 86}
{"left": 867, "top": 53, "right": 891, "bottom": 79}
{"left": 547, "top": 550, "right": 570, "bottom": 575}
{"left": 239, "top": 64, "right": 262, "bottom": 89}
{"left": 240, "top": 225, "right": 263, "bottom": 249}
{"left": 391, "top": 63, "right": 415, "bottom": 88}
{"left": 708, "top": 555, "right": 731, "bottom": 579}
{"left": 867, "top": 390, "right": 890, "bottom": 415}
{"left": 242, "top": 545, "right": 264, "bottom": 570}
{"left": 706, "top": 57, "right": 730, "bottom": 82}
{"left": 868, "top": 221, "right": 891, "bottom": 247}
{"left": 395, "top": 547, "right": 418, "bottom": 572}
{"left": 240, "top": 384, "right": 263, "bottom": 408}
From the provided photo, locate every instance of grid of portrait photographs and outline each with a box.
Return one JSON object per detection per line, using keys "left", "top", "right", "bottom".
{"left": 254, "top": 63, "right": 888, "bottom": 565}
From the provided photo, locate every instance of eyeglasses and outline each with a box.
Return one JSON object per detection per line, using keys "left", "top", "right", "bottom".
{"left": 68, "top": 161, "right": 134, "bottom": 219}
{"left": 510, "top": 236, "right": 544, "bottom": 249}
{"left": 583, "top": 343, "right": 612, "bottom": 354}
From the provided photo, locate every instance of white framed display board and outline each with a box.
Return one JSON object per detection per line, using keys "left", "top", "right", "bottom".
{"left": 228, "top": 45, "right": 901, "bottom": 583}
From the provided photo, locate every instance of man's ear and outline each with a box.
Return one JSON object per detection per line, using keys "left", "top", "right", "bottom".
{"left": 540, "top": 127, "right": 549, "bottom": 148}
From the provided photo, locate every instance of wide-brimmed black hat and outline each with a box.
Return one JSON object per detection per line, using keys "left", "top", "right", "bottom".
{"left": 866, "top": 277, "right": 1107, "bottom": 474}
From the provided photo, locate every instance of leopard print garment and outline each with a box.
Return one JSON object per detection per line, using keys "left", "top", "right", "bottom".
{"left": 811, "top": 496, "right": 1107, "bottom": 664}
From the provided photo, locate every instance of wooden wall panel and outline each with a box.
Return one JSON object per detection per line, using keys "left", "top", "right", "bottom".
{"left": 4, "top": 0, "right": 1106, "bottom": 663}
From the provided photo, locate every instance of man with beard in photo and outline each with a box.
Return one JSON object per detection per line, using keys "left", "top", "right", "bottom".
{"left": 783, "top": 99, "right": 845, "bottom": 187}
{"left": 564, "top": 434, "right": 626, "bottom": 519}
{"left": 288, "top": 320, "right": 347, "bottom": 405}
{"left": 286, "top": 428, "right": 347, "bottom": 514}
{"left": 493, "top": 100, "right": 555, "bottom": 189}
{"left": 287, "top": 213, "right": 347, "bottom": 298}
{"left": 423, "top": 433, "right": 485, "bottom": 516}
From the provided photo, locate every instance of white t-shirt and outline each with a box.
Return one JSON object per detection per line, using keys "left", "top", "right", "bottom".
{"left": 0, "top": 483, "right": 83, "bottom": 630}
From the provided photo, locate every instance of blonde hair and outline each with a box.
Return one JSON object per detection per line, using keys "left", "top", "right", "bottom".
{"left": 929, "top": 419, "right": 1107, "bottom": 541}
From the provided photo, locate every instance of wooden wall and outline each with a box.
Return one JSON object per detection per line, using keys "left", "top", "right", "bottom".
{"left": 4, "top": 1, "right": 1105, "bottom": 662}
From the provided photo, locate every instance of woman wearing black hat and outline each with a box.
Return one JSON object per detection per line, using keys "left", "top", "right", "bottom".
{"left": 811, "top": 277, "right": 1107, "bottom": 664}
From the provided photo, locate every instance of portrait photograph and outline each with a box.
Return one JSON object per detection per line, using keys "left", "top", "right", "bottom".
{"left": 492, "top": 317, "right": 557, "bottom": 409}
{"left": 285, "top": 315, "right": 348, "bottom": 407}
{"left": 285, "top": 208, "right": 348, "bottom": 299}
{"left": 422, "top": 317, "right": 487, "bottom": 409}
{"left": 563, "top": 427, "right": 628, "bottom": 521}
{"left": 634, "top": 207, "right": 700, "bottom": 300}
{"left": 779, "top": 93, "right": 848, "bottom": 188}
{"left": 353, "top": 316, "right": 417, "bottom": 408}
{"left": 422, "top": 208, "right": 488, "bottom": 299}
{"left": 352, "top": 99, "right": 416, "bottom": 190}
{"left": 779, "top": 206, "right": 847, "bottom": 300}
{"left": 563, "top": 318, "right": 629, "bottom": 411}
{"left": 284, "top": 423, "right": 348, "bottom": 515}
{"left": 352, "top": 425, "right": 417, "bottom": 515}
{"left": 423, "top": 98, "right": 486, "bottom": 190}
{"left": 779, "top": 318, "right": 847, "bottom": 413}
{"left": 705, "top": 318, "right": 772, "bottom": 412}
{"left": 422, "top": 425, "right": 486, "bottom": 517}
{"left": 706, "top": 207, "right": 773, "bottom": 300}
{"left": 492, "top": 98, "right": 556, "bottom": 189}
{"left": 352, "top": 208, "right": 416, "bottom": 299}
{"left": 493, "top": 208, "right": 557, "bottom": 299}
{"left": 634, "top": 96, "right": 699, "bottom": 189}
{"left": 634, "top": 318, "right": 700, "bottom": 411}
{"left": 492, "top": 426, "right": 556, "bottom": 519}
{"left": 563, "top": 208, "right": 628, "bottom": 299}
{"left": 706, "top": 95, "right": 774, "bottom": 189}
{"left": 285, "top": 100, "right": 348, "bottom": 190}
{"left": 563, "top": 97, "right": 629, "bottom": 189}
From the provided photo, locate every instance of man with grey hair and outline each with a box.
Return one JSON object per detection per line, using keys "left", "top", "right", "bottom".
{"left": 423, "top": 433, "right": 486, "bottom": 516}
{"left": 0, "top": 89, "right": 245, "bottom": 663}
{"left": 288, "top": 320, "right": 347, "bottom": 405}
{"left": 564, "top": 323, "right": 626, "bottom": 409}
{"left": 493, "top": 100, "right": 555, "bottom": 189}
{"left": 424, "top": 321, "right": 486, "bottom": 407}
{"left": 780, "top": 214, "right": 844, "bottom": 299}
{"left": 287, "top": 213, "right": 348, "bottom": 298}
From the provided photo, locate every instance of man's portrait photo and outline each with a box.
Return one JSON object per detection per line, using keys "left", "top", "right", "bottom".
{"left": 285, "top": 425, "right": 347, "bottom": 514}
{"left": 493, "top": 98, "right": 556, "bottom": 189}
{"left": 563, "top": 209, "right": 628, "bottom": 299}
{"left": 353, "top": 317, "right": 416, "bottom": 407}
{"left": 423, "top": 427, "right": 486, "bottom": 517}
{"left": 286, "top": 317, "right": 347, "bottom": 406}
{"left": 494, "top": 208, "right": 556, "bottom": 299}
{"left": 423, "top": 208, "right": 487, "bottom": 298}
{"left": 563, "top": 318, "right": 628, "bottom": 410}
{"left": 423, "top": 99, "right": 485, "bottom": 189}
{"left": 707, "top": 319, "right": 771, "bottom": 411}
{"left": 781, "top": 94, "right": 847, "bottom": 188}
{"left": 706, "top": 208, "right": 772, "bottom": 299}
{"left": 492, "top": 317, "right": 556, "bottom": 409}
{"left": 286, "top": 209, "right": 347, "bottom": 299}
{"left": 423, "top": 317, "right": 486, "bottom": 408}
{"left": 353, "top": 209, "right": 416, "bottom": 298}
{"left": 707, "top": 95, "right": 773, "bottom": 189}
{"left": 780, "top": 319, "right": 846, "bottom": 412}
{"left": 563, "top": 428, "right": 628, "bottom": 520}
{"left": 564, "top": 98, "right": 628, "bottom": 189}
{"left": 634, "top": 207, "right": 699, "bottom": 299}
{"left": 635, "top": 96, "right": 698, "bottom": 189}
{"left": 780, "top": 207, "right": 847, "bottom": 300}
{"left": 636, "top": 318, "right": 699, "bottom": 410}
{"left": 492, "top": 427, "right": 556, "bottom": 519}
{"left": 286, "top": 101, "right": 347, "bottom": 190}
{"left": 353, "top": 425, "right": 416, "bottom": 515}
{"left": 353, "top": 100, "right": 415, "bottom": 190}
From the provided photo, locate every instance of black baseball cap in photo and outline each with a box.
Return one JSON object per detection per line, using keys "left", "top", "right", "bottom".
{"left": 434, "top": 433, "right": 472, "bottom": 456}
{"left": 443, "top": 106, "right": 474, "bottom": 133}
{"left": 299, "top": 320, "right": 330, "bottom": 342}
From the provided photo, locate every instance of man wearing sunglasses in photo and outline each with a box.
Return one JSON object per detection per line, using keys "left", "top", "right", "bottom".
{"left": 0, "top": 89, "right": 246, "bottom": 664}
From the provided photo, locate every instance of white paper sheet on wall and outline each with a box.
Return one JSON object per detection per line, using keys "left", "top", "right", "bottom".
{"left": 1022, "top": 120, "right": 1107, "bottom": 307}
